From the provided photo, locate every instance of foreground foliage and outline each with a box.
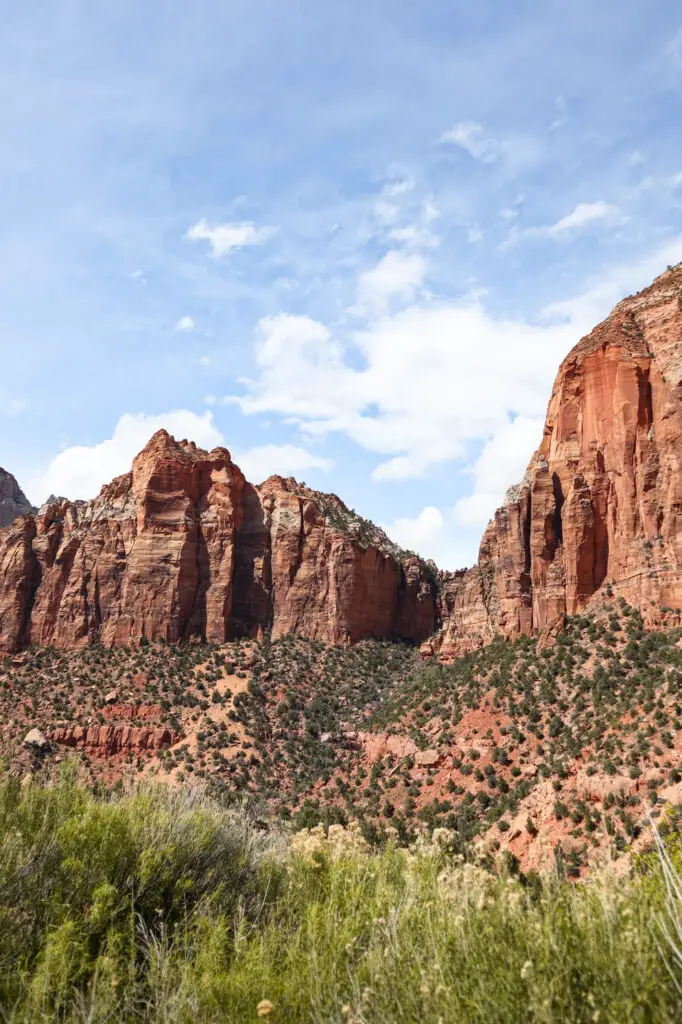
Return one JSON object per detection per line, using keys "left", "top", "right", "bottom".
{"left": 0, "top": 774, "right": 682, "bottom": 1022}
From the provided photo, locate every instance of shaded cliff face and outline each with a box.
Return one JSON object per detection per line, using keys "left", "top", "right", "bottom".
{"left": 0, "top": 431, "right": 437, "bottom": 652}
{"left": 429, "top": 262, "right": 682, "bottom": 658}
{"left": 0, "top": 468, "right": 35, "bottom": 528}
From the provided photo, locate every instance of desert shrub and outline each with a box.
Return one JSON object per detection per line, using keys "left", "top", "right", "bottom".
{"left": 1, "top": 774, "right": 682, "bottom": 1021}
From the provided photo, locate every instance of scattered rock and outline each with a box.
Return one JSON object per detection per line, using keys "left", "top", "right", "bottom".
{"left": 23, "top": 728, "right": 49, "bottom": 750}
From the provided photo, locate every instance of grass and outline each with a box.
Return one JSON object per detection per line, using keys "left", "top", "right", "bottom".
{"left": 1, "top": 771, "right": 682, "bottom": 1021}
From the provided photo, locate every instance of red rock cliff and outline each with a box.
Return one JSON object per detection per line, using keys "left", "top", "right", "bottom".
{"left": 0, "top": 431, "right": 437, "bottom": 652}
{"left": 429, "top": 262, "right": 682, "bottom": 658}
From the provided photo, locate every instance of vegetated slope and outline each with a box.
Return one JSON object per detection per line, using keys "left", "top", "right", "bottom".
{"left": 5, "top": 595, "right": 682, "bottom": 873}
{"left": 1, "top": 773, "right": 682, "bottom": 1022}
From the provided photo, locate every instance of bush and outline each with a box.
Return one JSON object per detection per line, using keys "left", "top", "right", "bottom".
{"left": 2, "top": 774, "right": 682, "bottom": 1021}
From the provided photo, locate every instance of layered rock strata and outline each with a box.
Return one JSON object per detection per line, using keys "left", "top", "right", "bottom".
{"left": 0, "top": 431, "right": 437, "bottom": 652}
{"left": 2, "top": 264, "right": 682, "bottom": 658}
{"left": 428, "top": 262, "right": 682, "bottom": 657}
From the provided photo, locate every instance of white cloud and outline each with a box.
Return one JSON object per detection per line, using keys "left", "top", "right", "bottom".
{"left": 27, "top": 410, "right": 224, "bottom": 504}
{"left": 383, "top": 506, "right": 444, "bottom": 554}
{"left": 175, "top": 315, "right": 195, "bottom": 331}
{"left": 440, "top": 122, "right": 540, "bottom": 169}
{"left": 440, "top": 122, "right": 500, "bottom": 163}
{"left": 389, "top": 225, "right": 439, "bottom": 248}
{"left": 26, "top": 410, "right": 334, "bottom": 507}
{"left": 382, "top": 505, "right": 480, "bottom": 570}
{"left": 233, "top": 443, "right": 333, "bottom": 483}
{"left": 186, "top": 219, "right": 275, "bottom": 257}
{"left": 502, "top": 200, "right": 622, "bottom": 248}
{"left": 548, "top": 201, "right": 620, "bottom": 234}
{"left": 549, "top": 96, "right": 568, "bottom": 133}
{"left": 355, "top": 250, "right": 427, "bottom": 313}
{"left": 233, "top": 301, "right": 576, "bottom": 485}
{"left": 453, "top": 415, "right": 543, "bottom": 528}
{"left": 423, "top": 198, "right": 440, "bottom": 223}
{"left": 373, "top": 179, "right": 414, "bottom": 226}
{"left": 383, "top": 178, "right": 414, "bottom": 198}
{"left": 229, "top": 236, "right": 682, "bottom": 567}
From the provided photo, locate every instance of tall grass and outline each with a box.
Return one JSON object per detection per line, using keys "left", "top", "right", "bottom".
{"left": 0, "top": 770, "right": 681, "bottom": 1022}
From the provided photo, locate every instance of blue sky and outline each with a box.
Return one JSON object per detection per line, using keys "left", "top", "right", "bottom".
{"left": 1, "top": 0, "right": 682, "bottom": 568}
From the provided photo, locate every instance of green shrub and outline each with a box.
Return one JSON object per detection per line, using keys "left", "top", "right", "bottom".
{"left": 2, "top": 767, "right": 682, "bottom": 1020}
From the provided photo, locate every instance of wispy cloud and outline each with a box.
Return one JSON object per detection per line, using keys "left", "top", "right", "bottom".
{"left": 667, "top": 28, "right": 682, "bottom": 68}
{"left": 186, "top": 219, "right": 276, "bottom": 258}
{"left": 355, "top": 250, "right": 427, "bottom": 314}
{"left": 174, "top": 315, "right": 195, "bottom": 331}
{"left": 1, "top": 398, "right": 27, "bottom": 417}
{"left": 502, "top": 201, "right": 622, "bottom": 248}
{"left": 440, "top": 122, "right": 501, "bottom": 163}
{"left": 439, "top": 121, "right": 540, "bottom": 169}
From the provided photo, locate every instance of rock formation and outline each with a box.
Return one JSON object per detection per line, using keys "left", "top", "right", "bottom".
{"left": 0, "top": 430, "right": 437, "bottom": 652}
{"left": 427, "top": 262, "right": 682, "bottom": 658}
{"left": 46, "top": 723, "right": 179, "bottom": 756}
{"left": 2, "top": 263, "right": 682, "bottom": 658}
{"left": 0, "top": 468, "right": 34, "bottom": 528}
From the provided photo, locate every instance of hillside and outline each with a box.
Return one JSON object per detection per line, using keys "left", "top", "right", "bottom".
{"left": 4, "top": 596, "right": 682, "bottom": 873}
{"left": 2, "top": 264, "right": 682, "bottom": 872}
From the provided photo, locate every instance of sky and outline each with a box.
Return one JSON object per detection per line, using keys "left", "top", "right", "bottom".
{"left": 1, "top": 0, "right": 682, "bottom": 569}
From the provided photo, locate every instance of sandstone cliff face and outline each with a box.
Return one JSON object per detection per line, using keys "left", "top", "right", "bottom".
{"left": 0, "top": 431, "right": 437, "bottom": 652}
{"left": 428, "top": 263, "right": 682, "bottom": 658}
{"left": 3, "top": 265, "right": 681, "bottom": 658}
{"left": 0, "top": 468, "right": 35, "bottom": 528}
{"left": 46, "top": 723, "right": 179, "bottom": 756}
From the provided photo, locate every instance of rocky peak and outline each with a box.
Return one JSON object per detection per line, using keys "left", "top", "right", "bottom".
{"left": 0, "top": 468, "right": 35, "bottom": 529}
{"left": 0, "top": 432, "right": 437, "bottom": 653}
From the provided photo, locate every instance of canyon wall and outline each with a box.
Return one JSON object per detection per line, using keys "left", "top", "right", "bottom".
{"left": 427, "top": 263, "right": 682, "bottom": 658}
{"left": 0, "top": 431, "right": 437, "bottom": 652}
{"left": 2, "top": 264, "right": 681, "bottom": 657}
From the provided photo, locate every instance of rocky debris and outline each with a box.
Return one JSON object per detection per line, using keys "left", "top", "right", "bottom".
{"left": 0, "top": 431, "right": 437, "bottom": 653}
{"left": 0, "top": 468, "right": 35, "bottom": 529}
{"left": 536, "top": 614, "right": 566, "bottom": 652}
{"left": 344, "top": 730, "right": 444, "bottom": 768}
{"left": 431, "top": 262, "right": 682, "bottom": 657}
{"left": 23, "top": 728, "right": 49, "bottom": 750}
{"left": 103, "top": 689, "right": 119, "bottom": 704}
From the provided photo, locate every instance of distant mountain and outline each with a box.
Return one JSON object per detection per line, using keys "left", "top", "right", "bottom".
{"left": 0, "top": 468, "right": 35, "bottom": 529}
